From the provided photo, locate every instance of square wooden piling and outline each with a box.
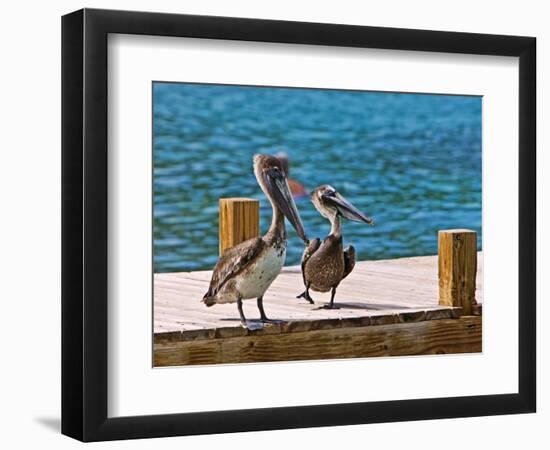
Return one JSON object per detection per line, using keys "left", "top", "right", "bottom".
{"left": 219, "top": 198, "right": 260, "bottom": 255}
{"left": 438, "top": 229, "right": 478, "bottom": 315}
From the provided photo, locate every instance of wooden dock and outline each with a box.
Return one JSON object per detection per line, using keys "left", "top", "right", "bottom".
{"left": 154, "top": 252, "right": 483, "bottom": 367}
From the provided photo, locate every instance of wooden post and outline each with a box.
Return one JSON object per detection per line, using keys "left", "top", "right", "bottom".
{"left": 438, "top": 229, "right": 477, "bottom": 315}
{"left": 219, "top": 198, "right": 260, "bottom": 255}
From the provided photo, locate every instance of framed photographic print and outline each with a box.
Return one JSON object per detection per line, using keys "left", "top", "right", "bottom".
{"left": 62, "top": 8, "right": 536, "bottom": 442}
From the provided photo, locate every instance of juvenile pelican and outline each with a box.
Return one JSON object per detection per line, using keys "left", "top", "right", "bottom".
{"left": 202, "top": 154, "right": 308, "bottom": 328}
{"left": 297, "top": 185, "right": 373, "bottom": 309}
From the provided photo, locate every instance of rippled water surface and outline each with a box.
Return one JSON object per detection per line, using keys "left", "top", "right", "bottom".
{"left": 153, "top": 83, "right": 481, "bottom": 273}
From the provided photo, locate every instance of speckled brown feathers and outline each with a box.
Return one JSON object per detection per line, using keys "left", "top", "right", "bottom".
{"left": 343, "top": 245, "right": 356, "bottom": 280}
{"left": 302, "top": 235, "right": 345, "bottom": 292}
{"left": 300, "top": 238, "right": 320, "bottom": 287}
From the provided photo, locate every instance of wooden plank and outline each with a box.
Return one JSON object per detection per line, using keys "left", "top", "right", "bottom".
{"left": 219, "top": 198, "right": 259, "bottom": 255}
{"left": 154, "top": 315, "right": 482, "bottom": 366}
{"left": 438, "top": 230, "right": 478, "bottom": 315}
{"left": 153, "top": 254, "right": 484, "bottom": 338}
{"left": 154, "top": 306, "right": 461, "bottom": 343}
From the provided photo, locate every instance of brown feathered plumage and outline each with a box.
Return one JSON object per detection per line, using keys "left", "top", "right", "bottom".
{"left": 202, "top": 237, "right": 264, "bottom": 306}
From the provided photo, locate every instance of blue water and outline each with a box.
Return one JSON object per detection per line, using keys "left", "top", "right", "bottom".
{"left": 153, "top": 82, "right": 481, "bottom": 273}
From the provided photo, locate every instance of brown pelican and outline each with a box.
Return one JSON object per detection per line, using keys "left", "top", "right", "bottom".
{"left": 297, "top": 185, "right": 373, "bottom": 309}
{"left": 202, "top": 154, "right": 308, "bottom": 329}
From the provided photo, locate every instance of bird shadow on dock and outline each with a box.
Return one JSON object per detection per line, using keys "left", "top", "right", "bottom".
{"left": 215, "top": 298, "right": 418, "bottom": 325}
{"left": 331, "top": 301, "right": 419, "bottom": 311}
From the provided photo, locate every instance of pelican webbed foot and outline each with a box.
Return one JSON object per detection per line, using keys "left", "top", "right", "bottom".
{"left": 319, "top": 303, "right": 341, "bottom": 310}
{"left": 244, "top": 321, "right": 265, "bottom": 331}
{"left": 238, "top": 298, "right": 262, "bottom": 330}
{"left": 261, "top": 318, "right": 283, "bottom": 324}
{"left": 319, "top": 287, "right": 340, "bottom": 310}
{"left": 256, "top": 296, "right": 282, "bottom": 324}
{"left": 296, "top": 288, "right": 315, "bottom": 304}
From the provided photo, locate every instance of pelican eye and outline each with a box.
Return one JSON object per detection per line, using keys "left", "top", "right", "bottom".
{"left": 266, "top": 165, "right": 283, "bottom": 179}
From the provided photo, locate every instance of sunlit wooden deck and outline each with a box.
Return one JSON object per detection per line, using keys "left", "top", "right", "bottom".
{"left": 154, "top": 253, "right": 483, "bottom": 366}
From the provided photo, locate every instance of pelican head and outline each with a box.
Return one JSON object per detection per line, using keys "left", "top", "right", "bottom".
{"left": 311, "top": 185, "right": 373, "bottom": 224}
{"left": 253, "top": 154, "right": 308, "bottom": 242}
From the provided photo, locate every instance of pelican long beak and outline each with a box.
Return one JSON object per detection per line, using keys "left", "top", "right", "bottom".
{"left": 264, "top": 169, "right": 308, "bottom": 242}
{"left": 323, "top": 192, "right": 374, "bottom": 224}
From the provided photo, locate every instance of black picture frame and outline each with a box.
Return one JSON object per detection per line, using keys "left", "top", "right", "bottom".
{"left": 61, "top": 8, "right": 536, "bottom": 442}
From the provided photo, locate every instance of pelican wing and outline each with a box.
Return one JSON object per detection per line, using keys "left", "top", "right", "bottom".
{"left": 204, "top": 237, "right": 265, "bottom": 299}
{"left": 343, "top": 245, "right": 356, "bottom": 280}
{"left": 300, "top": 238, "right": 321, "bottom": 286}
